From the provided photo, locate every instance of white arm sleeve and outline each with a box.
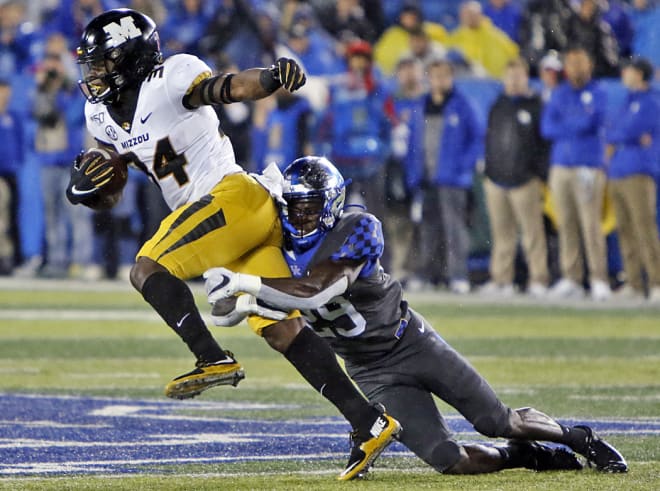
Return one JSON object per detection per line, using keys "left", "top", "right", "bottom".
{"left": 256, "top": 276, "right": 349, "bottom": 311}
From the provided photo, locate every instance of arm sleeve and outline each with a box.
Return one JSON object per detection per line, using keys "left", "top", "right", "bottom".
{"left": 256, "top": 276, "right": 350, "bottom": 311}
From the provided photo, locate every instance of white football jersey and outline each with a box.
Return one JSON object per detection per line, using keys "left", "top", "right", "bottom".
{"left": 84, "top": 53, "right": 243, "bottom": 210}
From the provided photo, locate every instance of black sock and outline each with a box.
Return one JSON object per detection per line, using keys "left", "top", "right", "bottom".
{"left": 498, "top": 444, "right": 532, "bottom": 469}
{"left": 560, "top": 425, "right": 589, "bottom": 454}
{"left": 284, "top": 327, "right": 378, "bottom": 433}
{"left": 141, "top": 271, "right": 225, "bottom": 363}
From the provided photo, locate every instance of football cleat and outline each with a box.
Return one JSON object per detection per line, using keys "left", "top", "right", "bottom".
{"left": 507, "top": 440, "right": 583, "bottom": 471}
{"left": 165, "top": 351, "right": 245, "bottom": 400}
{"left": 338, "top": 408, "right": 402, "bottom": 481}
{"left": 573, "top": 425, "right": 628, "bottom": 473}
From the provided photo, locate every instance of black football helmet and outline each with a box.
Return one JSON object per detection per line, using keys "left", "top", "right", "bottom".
{"left": 280, "top": 156, "right": 349, "bottom": 252}
{"left": 77, "top": 9, "right": 162, "bottom": 104}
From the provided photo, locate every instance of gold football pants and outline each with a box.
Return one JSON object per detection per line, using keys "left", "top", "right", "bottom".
{"left": 138, "top": 172, "right": 298, "bottom": 334}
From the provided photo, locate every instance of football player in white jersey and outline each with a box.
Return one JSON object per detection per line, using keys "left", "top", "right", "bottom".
{"left": 65, "top": 9, "right": 400, "bottom": 480}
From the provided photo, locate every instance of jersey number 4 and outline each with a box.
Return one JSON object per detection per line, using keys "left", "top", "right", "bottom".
{"left": 126, "top": 137, "right": 189, "bottom": 186}
{"left": 154, "top": 137, "right": 189, "bottom": 185}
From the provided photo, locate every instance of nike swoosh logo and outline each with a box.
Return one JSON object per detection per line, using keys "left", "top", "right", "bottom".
{"left": 70, "top": 185, "right": 97, "bottom": 196}
{"left": 140, "top": 112, "right": 153, "bottom": 124}
{"left": 176, "top": 312, "right": 191, "bottom": 328}
{"left": 418, "top": 323, "right": 425, "bottom": 333}
{"left": 208, "top": 276, "right": 231, "bottom": 296}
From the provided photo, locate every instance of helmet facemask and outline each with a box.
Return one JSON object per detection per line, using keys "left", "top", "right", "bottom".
{"left": 77, "top": 49, "right": 122, "bottom": 103}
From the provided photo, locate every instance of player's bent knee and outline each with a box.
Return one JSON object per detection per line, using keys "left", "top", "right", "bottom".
{"left": 426, "top": 440, "right": 463, "bottom": 473}
{"left": 130, "top": 257, "right": 168, "bottom": 292}
{"left": 262, "top": 317, "right": 305, "bottom": 353}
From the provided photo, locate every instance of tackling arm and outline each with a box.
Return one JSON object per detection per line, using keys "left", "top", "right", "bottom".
{"left": 259, "top": 259, "right": 363, "bottom": 311}
{"left": 205, "top": 258, "right": 364, "bottom": 312}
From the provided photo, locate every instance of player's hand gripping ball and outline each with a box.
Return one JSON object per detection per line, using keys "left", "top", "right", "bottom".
{"left": 66, "top": 147, "right": 128, "bottom": 208}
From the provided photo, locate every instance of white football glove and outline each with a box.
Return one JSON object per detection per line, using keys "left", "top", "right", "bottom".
{"left": 211, "top": 294, "right": 288, "bottom": 327}
{"left": 204, "top": 267, "right": 262, "bottom": 303}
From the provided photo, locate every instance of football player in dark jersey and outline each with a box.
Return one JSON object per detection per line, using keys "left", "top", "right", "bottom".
{"left": 205, "top": 156, "right": 628, "bottom": 475}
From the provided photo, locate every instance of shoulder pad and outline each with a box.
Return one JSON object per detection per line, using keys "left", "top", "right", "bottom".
{"left": 330, "top": 212, "right": 384, "bottom": 263}
{"left": 164, "top": 54, "right": 213, "bottom": 103}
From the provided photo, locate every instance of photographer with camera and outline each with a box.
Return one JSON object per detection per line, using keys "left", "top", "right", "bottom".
{"left": 30, "top": 33, "right": 94, "bottom": 279}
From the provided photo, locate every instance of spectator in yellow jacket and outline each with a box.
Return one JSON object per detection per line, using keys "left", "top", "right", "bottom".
{"left": 374, "top": 3, "right": 447, "bottom": 76}
{"left": 447, "top": 1, "right": 519, "bottom": 78}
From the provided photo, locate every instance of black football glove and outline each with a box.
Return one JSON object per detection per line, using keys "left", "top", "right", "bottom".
{"left": 66, "top": 150, "right": 116, "bottom": 205}
{"left": 273, "top": 57, "right": 306, "bottom": 92}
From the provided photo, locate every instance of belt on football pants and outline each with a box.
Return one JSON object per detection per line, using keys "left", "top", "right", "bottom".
{"left": 394, "top": 301, "right": 412, "bottom": 340}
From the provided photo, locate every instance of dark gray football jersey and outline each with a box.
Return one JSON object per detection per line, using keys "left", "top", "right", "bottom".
{"left": 284, "top": 211, "right": 407, "bottom": 364}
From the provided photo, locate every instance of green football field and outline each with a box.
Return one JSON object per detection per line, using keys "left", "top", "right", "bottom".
{"left": 0, "top": 278, "right": 658, "bottom": 490}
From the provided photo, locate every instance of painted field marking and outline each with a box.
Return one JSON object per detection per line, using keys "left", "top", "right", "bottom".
{"left": 0, "top": 393, "right": 657, "bottom": 476}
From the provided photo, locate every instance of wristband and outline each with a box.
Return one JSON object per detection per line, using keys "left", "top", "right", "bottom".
{"left": 237, "top": 273, "right": 262, "bottom": 296}
{"left": 259, "top": 67, "right": 282, "bottom": 94}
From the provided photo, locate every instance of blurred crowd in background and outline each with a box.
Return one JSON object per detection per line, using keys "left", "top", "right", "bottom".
{"left": 1, "top": 0, "right": 659, "bottom": 304}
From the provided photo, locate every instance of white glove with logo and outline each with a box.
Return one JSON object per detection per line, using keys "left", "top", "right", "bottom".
{"left": 204, "top": 267, "right": 262, "bottom": 303}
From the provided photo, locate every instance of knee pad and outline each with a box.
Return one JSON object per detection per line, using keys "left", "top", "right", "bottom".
{"left": 428, "top": 440, "right": 462, "bottom": 473}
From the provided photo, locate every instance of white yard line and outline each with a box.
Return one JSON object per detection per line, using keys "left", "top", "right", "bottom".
{"left": 2, "top": 278, "right": 659, "bottom": 310}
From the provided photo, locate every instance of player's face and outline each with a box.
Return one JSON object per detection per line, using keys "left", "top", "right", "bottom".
{"left": 286, "top": 196, "right": 324, "bottom": 237}
{"left": 78, "top": 56, "right": 113, "bottom": 101}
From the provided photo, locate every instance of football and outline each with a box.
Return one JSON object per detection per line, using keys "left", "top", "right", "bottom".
{"left": 83, "top": 147, "right": 128, "bottom": 195}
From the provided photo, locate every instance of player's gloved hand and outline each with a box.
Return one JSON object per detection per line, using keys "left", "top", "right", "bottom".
{"left": 273, "top": 57, "right": 306, "bottom": 92}
{"left": 204, "top": 267, "right": 262, "bottom": 303}
{"left": 211, "top": 294, "right": 288, "bottom": 327}
{"left": 66, "top": 149, "right": 116, "bottom": 205}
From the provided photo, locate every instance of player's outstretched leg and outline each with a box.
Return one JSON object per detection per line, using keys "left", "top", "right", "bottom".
{"left": 339, "top": 403, "right": 402, "bottom": 481}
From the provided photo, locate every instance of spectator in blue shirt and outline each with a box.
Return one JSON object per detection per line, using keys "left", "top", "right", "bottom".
{"left": 542, "top": 46, "right": 611, "bottom": 301}
{"left": 285, "top": 22, "right": 344, "bottom": 77}
{"left": 44, "top": 0, "right": 107, "bottom": 48}
{"left": 0, "top": 79, "right": 23, "bottom": 275}
{"left": 483, "top": 0, "right": 522, "bottom": 43}
{"left": 605, "top": 57, "right": 660, "bottom": 302}
{"left": 405, "top": 57, "right": 482, "bottom": 293}
{"left": 389, "top": 55, "right": 426, "bottom": 282}
{"left": 316, "top": 40, "right": 395, "bottom": 225}
{"left": 601, "top": 0, "right": 634, "bottom": 57}
{"left": 254, "top": 88, "right": 313, "bottom": 172}
{"left": 0, "top": 1, "right": 42, "bottom": 77}
{"left": 630, "top": 0, "right": 660, "bottom": 69}
{"left": 32, "top": 34, "right": 92, "bottom": 279}
{"left": 159, "top": 0, "right": 214, "bottom": 58}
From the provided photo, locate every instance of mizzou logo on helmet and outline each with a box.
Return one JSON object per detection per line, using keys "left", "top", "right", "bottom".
{"left": 103, "top": 16, "right": 141, "bottom": 47}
